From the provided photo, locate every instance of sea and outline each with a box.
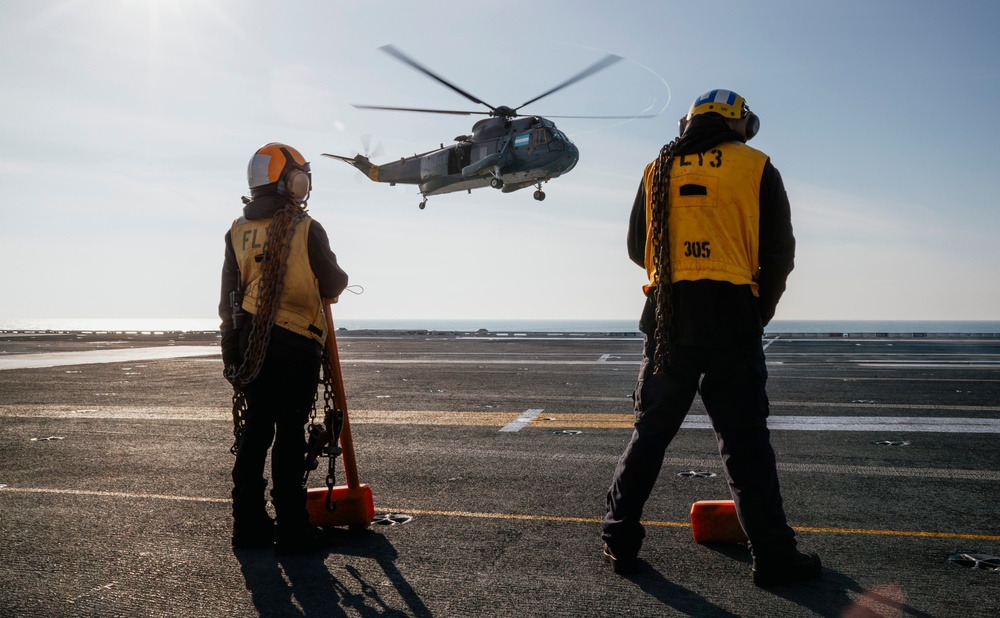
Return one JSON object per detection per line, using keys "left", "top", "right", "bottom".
{"left": 1, "top": 318, "right": 1000, "bottom": 335}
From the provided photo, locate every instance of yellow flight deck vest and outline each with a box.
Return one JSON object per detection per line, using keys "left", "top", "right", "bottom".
{"left": 643, "top": 141, "right": 768, "bottom": 296}
{"left": 230, "top": 215, "right": 327, "bottom": 345}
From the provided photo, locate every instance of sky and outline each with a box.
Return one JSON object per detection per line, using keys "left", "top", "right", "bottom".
{"left": 1, "top": 0, "right": 998, "bottom": 326}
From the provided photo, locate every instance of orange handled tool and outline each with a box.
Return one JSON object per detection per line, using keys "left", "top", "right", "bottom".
{"left": 305, "top": 303, "right": 375, "bottom": 530}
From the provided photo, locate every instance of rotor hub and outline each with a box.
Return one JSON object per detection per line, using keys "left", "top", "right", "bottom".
{"left": 491, "top": 105, "right": 517, "bottom": 119}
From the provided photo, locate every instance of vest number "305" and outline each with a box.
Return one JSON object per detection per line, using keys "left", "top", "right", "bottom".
{"left": 683, "top": 240, "right": 711, "bottom": 258}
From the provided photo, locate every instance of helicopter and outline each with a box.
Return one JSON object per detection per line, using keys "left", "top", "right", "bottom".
{"left": 323, "top": 45, "right": 654, "bottom": 209}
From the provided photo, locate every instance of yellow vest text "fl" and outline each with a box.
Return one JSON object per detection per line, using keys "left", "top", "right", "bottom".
{"left": 230, "top": 216, "right": 326, "bottom": 344}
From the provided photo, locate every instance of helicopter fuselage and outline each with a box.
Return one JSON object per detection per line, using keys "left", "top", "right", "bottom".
{"left": 322, "top": 45, "right": 637, "bottom": 208}
{"left": 325, "top": 116, "right": 578, "bottom": 199}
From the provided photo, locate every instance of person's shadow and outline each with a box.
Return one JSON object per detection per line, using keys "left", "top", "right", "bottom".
{"left": 768, "top": 571, "right": 938, "bottom": 618}
{"left": 699, "top": 543, "right": 936, "bottom": 617}
{"left": 625, "top": 560, "right": 743, "bottom": 617}
{"left": 234, "top": 529, "right": 431, "bottom": 617}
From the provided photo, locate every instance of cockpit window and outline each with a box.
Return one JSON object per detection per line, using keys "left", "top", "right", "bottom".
{"left": 548, "top": 128, "right": 564, "bottom": 151}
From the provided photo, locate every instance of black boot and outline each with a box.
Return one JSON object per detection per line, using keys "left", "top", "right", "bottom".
{"left": 602, "top": 542, "right": 639, "bottom": 575}
{"left": 232, "top": 481, "right": 275, "bottom": 549}
{"left": 752, "top": 551, "right": 822, "bottom": 587}
{"left": 232, "top": 513, "right": 275, "bottom": 549}
{"left": 273, "top": 487, "right": 333, "bottom": 555}
{"left": 275, "top": 523, "right": 334, "bottom": 555}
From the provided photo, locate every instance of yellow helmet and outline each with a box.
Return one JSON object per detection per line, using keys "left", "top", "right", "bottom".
{"left": 681, "top": 89, "right": 759, "bottom": 141}
{"left": 247, "top": 142, "right": 312, "bottom": 203}
{"left": 688, "top": 89, "right": 746, "bottom": 119}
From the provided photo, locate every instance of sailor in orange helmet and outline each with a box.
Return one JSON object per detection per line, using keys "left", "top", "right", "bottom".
{"left": 220, "top": 143, "right": 348, "bottom": 554}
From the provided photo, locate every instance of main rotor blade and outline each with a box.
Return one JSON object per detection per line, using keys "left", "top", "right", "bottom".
{"left": 516, "top": 54, "right": 623, "bottom": 111}
{"left": 379, "top": 45, "right": 496, "bottom": 112}
{"left": 537, "top": 113, "right": 660, "bottom": 119}
{"left": 352, "top": 103, "right": 488, "bottom": 116}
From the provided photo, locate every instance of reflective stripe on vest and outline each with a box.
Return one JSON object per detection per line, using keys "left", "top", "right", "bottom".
{"left": 230, "top": 216, "right": 326, "bottom": 344}
{"left": 642, "top": 141, "right": 768, "bottom": 296}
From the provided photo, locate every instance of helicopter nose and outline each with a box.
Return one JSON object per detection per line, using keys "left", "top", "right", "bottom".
{"left": 561, "top": 148, "right": 579, "bottom": 173}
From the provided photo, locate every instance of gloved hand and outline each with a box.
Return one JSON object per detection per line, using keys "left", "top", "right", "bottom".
{"left": 221, "top": 327, "right": 243, "bottom": 371}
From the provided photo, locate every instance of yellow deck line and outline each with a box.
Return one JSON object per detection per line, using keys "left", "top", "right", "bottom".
{"left": 390, "top": 508, "right": 1000, "bottom": 540}
{"left": 793, "top": 525, "right": 1000, "bottom": 541}
{"left": 0, "top": 486, "right": 228, "bottom": 503}
{"left": 8, "top": 408, "right": 998, "bottom": 434}
{"left": 4, "top": 486, "right": 998, "bottom": 541}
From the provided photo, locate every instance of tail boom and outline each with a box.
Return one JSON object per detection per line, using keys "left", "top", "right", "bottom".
{"left": 322, "top": 153, "right": 379, "bottom": 181}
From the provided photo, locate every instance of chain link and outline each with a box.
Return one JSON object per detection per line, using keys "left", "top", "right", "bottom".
{"left": 303, "top": 346, "right": 344, "bottom": 488}
{"left": 225, "top": 203, "right": 308, "bottom": 453}
{"left": 649, "top": 139, "right": 679, "bottom": 377}
{"left": 322, "top": 346, "right": 344, "bottom": 493}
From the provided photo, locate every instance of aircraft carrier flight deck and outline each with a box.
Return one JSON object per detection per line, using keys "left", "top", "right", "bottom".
{"left": 1, "top": 329, "right": 998, "bottom": 617}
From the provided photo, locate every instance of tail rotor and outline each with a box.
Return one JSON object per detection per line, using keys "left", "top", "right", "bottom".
{"left": 351, "top": 135, "right": 384, "bottom": 184}
{"left": 359, "top": 134, "right": 384, "bottom": 160}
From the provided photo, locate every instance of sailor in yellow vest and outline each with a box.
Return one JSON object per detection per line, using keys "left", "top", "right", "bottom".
{"left": 601, "top": 90, "right": 821, "bottom": 587}
{"left": 219, "top": 143, "right": 349, "bottom": 554}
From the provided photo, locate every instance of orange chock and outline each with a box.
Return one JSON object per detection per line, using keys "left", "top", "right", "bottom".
{"left": 690, "top": 500, "right": 748, "bottom": 544}
{"left": 306, "top": 484, "right": 375, "bottom": 531}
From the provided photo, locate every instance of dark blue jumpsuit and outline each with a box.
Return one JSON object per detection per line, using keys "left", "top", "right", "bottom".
{"left": 220, "top": 194, "right": 348, "bottom": 537}
{"left": 602, "top": 324, "right": 796, "bottom": 561}
{"left": 602, "top": 116, "right": 797, "bottom": 563}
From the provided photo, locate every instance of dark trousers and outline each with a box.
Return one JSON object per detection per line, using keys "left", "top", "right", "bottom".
{"left": 231, "top": 334, "right": 321, "bottom": 531}
{"left": 602, "top": 333, "right": 796, "bottom": 560}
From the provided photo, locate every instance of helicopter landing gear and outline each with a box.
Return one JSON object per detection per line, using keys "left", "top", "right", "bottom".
{"left": 490, "top": 176, "right": 504, "bottom": 190}
{"left": 533, "top": 190, "right": 546, "bottom": 201}
{"left": 419, "top": 198, "right": 427, "bottom": 209}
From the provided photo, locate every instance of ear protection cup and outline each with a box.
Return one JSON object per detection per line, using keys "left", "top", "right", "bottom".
{"left": 732, "top": 112, "right": 760, "bottom": 142}
{"left": 285, "top": 169, "right": 312, "bottom": 203}
{"left": 742, "top": 112, "right": 760, "bottom": 141}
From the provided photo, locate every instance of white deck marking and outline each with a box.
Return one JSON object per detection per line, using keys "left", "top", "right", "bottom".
{"left": 499, "top": 409, "right": 543, "bottom": 432}
{"left": 681, "top": 414, "right": 1000, "bottom": 433}
{"left": 857, "top": 362, "right": 1000, "bottom": 369}
{"left": 0, "top": 346, "right": 220, "bottom": 370}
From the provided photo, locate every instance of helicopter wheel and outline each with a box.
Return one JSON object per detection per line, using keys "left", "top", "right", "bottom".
{"left": 419, "top": 199, "right": 427, "bottom": 210}
{"left": 533, "top": 190, "right": 546, "bottom": 201}
{"left": 490, "top": 177, "right": 504, "bottom": 189}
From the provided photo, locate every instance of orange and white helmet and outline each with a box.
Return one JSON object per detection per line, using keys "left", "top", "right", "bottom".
{"left": 247, "top": 142, "right": 312, "bottom": 203}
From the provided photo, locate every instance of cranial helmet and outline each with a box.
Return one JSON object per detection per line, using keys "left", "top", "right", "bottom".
{"left": 247, "top": 142, "right": 312, "bottom": 203}
{"left": 679, "top": 89, "right": 760, "bottom": 141}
